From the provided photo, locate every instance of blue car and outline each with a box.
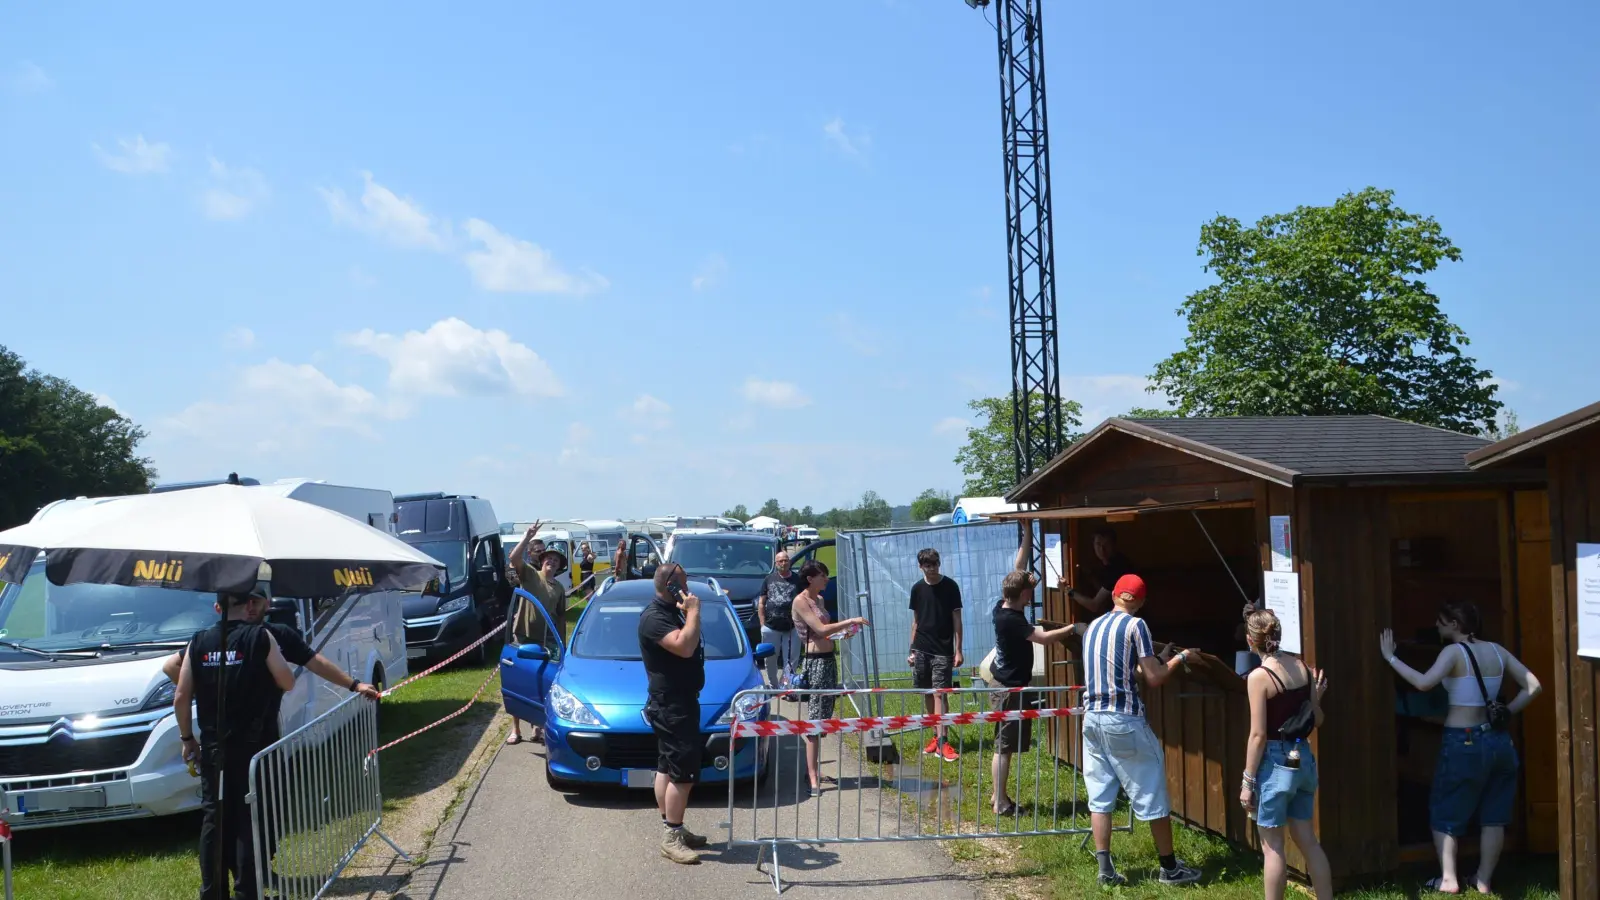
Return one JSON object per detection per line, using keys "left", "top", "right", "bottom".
{"left": 500, "top": 578, "right": 775, "bottom": 791}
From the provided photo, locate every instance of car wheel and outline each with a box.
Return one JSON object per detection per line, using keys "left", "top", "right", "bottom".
{"left": 545, "top": 761, "right": 581, "bottom": 793}
{"left": 466, "top": 621, "right": 488, "bottom": 667}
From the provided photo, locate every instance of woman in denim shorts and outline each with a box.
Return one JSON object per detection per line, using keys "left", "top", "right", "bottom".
{"left": 1239, "top": 610, "right": 1332, "bottom": 900}
{"left": 1380, "top": 600, "right": 1543, "bottom": 894}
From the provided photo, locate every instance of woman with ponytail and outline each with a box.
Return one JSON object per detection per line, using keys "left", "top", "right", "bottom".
{"left": 1380, "top": 600, "right": 1543, "bottom": 894}
{"left": 1240, "top": 610, "right": 1332, "bottom": 900}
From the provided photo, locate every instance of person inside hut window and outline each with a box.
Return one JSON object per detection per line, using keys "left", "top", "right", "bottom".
{"left": 1068, "top": 525, "right": 1134, "bottom": 615}
{"left": 1379, "top": 599, "right": 1543, "bottom": 895}
{"left": 1239, "top": 609, "right": 1332, "bottom": 900}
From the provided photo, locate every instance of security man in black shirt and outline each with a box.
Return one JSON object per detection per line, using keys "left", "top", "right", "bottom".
{"left": 637, "top": 562, "right": 709, "bottom": 865}
{"left": 172, "top": 569, "right": 380, "bottom": 900}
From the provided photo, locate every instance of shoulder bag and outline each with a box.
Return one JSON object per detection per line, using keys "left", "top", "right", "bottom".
{"left": 1462, "top": 642, "right": 1511, "bottom": 730}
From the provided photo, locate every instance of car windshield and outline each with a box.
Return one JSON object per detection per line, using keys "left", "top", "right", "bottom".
{"left": 0, "top": 559, "right": 218, "bottom": 655}
{"left": 572, "top": 600, "right": 745, "bottom": 660}
{"left": 668, "top": 538, "right": 775, "bottom": 577}
{"left": 409, "top": 540, "right": 470, "bottom": 587}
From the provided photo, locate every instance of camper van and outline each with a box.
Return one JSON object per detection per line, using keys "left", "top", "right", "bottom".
{"left": 394, "top": 493, "right": 512, "bottom": 664}
{"left": 0, "top": 478, "right": 409, "bottom": 831}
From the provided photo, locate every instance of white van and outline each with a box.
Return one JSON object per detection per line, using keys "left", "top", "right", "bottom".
{"left": 0, "top": 479, "right": 409, "bottom": 831}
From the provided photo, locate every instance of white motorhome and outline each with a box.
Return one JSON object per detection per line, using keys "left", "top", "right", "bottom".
{"left": 0, "top": 478, "right": 409, "bottom": 831}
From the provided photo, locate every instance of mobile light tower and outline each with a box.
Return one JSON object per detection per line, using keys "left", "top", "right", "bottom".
{"left": 968, "top": 0, "right": 1064, "bottom": 585}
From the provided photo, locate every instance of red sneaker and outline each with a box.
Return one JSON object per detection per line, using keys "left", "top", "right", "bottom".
{"left": 939, "top": 743, "right": 961, "bottom": 762}
{"left": 923, "top": 737, "right": 940, "bottom": 756}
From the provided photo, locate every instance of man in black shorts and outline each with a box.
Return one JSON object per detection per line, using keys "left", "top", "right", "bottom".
{"left": 908, "top": 547, "right": 963, "bottom": 761}
{"left": 637, "top": 562, "right": 710, "bottom": 865}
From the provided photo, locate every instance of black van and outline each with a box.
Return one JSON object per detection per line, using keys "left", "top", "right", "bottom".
{"left": 395, "top": 493, "right": 512, "bottom": 665}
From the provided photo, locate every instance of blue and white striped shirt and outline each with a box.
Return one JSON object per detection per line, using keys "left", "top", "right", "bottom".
{"left": 1082, "top": 609, "right": 1156, "bottom": 716}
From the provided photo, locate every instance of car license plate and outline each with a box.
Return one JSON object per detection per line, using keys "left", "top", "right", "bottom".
{"left": 407, "top": 648, "right": 427, "bottom": 659}
{"left": 624, "top": 769, "right": 654, "bottom": 789}
{"left": 18, "top": 788, "right": 107, "bottom": 813}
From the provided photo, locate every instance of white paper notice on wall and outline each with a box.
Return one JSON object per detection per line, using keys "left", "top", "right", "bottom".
{"left": 1270, "top": 515, "right": 1293, "bottom": 573}
{"left": 1578, "top": 544, "right": 1600, "bottom": 660}
{"left": 1043, "top": 533, "right": 1063, "bottom": 589}
{"left": 1263, "top": 570, "right": 1303, "bottom": 655}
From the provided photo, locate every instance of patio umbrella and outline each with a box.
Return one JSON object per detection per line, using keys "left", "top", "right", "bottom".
{"left": 0, "top": 483, "right": 441, "bottom": 593}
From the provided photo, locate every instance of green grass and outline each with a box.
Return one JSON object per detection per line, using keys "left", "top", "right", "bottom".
{"left": 7, "top": 657, "right": 504, "bottom": 900}
{"left": 816, "top": 528, "right": 838, "bottom": 572}
{"left": 835, "top": 684, "right": 1558, "bottom": 900}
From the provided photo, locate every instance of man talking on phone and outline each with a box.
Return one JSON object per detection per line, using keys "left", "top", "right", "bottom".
{"left": 637, "top": 562, "right": 710, "bottom": 864}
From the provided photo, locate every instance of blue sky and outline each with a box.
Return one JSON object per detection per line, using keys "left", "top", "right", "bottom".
{"left": 2, "top": 1, "right": 1595, "bottom": 521}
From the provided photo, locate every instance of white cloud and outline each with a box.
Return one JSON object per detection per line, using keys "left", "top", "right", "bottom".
{"left": 344, "top": 317, "right": 563, "bottom": 401}
{"left": 201, "top": 157, "right": 269, "bottom": 220}
{"left": 94, "top": 135, "right": 171, "bottom": 175}
{"left": 93, "top": 393, "right": 122, "bottom": 414}
{"left": 348, "top": 266, "right": 378, "bottom": 289}
{"left": 742, "top": 378, "right": 811, "bottom": 410}
{"left": 830, "top": 312, "right": 880, "bottom": 356}
{"left": 823, "top": 117, "right": 870, "bottom": 158}
{"left": 223, "top": 326, "right": 256, "bottom": 349}
{"left": 692, "top": 254, "right": 728, "bottom": 291}
{"left": 462, "top": 218, "right": 608, "bottom": 295}
{"left": 1061, "top": 374, "right": 1170, "bottom": 427}
{"left": 559, "top": 422, "right": 593, "bottom": 464}
{"left": 164, "top": 359, "right": 401, "bottom": 453}
{"left": 933, "top": 417, "right": 970, "bottom": 437}
{"left": 319, "top": 172, "right": 448, "bottom": 250}
{"left": 6, "top": 61, "right": 51, "bottom": 94}
{"left": 621, "top": 394, "right": 672, "bottom": 430}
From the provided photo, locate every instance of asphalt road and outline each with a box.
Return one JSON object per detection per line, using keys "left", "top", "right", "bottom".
{"left": 404, "top": 714, "right": 985, "bottom": 899}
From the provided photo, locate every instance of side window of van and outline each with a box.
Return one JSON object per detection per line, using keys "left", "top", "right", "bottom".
{"left": 472, "top": 538, "right": 493, "bottom": 572}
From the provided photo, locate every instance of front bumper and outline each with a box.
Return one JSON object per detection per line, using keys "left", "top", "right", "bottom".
{"left": 1, "top": 712, "right": 202, "bottom": 830}
{"left": 404, "top": 608, "right": 480, "bottom": 661}
{"left": 545, "top": 724, "right": 765, "bottom": 787}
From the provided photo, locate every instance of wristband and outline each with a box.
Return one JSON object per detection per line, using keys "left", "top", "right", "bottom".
{"left": 180, "top": 734, "right": 196, "bottom": 742}
{"left": 1385, "top": 655, "right": 1396, "bottom": 666}
{"left": 349, "top": 676, "right": 360, "bottom": 692}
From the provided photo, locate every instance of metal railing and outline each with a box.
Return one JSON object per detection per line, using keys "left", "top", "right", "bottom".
{"left": 248, "top": 693, "right": 406, "bottom": 900}
{"left": 722, "top": 684, "right": 1133, "bottom": 893}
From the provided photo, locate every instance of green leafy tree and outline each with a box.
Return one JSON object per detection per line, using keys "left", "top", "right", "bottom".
{"left": 909, "top": 488, "right": 954, "bottom": 522}
{"left": 1125, "top": 406, "right": 1180, "bottom": 419}
{"left": 723, "top": 503, "right": 750, "bottom": 521}
{"left": 854, "top": 491, "right": 892, "bottom": 529}
{"left": 953, "top": 392, "right": 1083, "bottom": 497}
{"left": 1150, "top": 187, "right": 1501, "bottom": 434}
{"left": 0, "top": 345, "right": 156, "bottom": 527}
{"left": 800, "top": 505, "right": 815, "bottom": 523}
{"left": 758, "top": 498, "right": 782, "bottom": 519}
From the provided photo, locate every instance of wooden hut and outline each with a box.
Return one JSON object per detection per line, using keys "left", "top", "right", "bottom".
{"left": 1000, "top": 415, "right": 1549, "bottom": 882}
{"left": 1467, "top": 400, "right": 1600, "bottom": 900}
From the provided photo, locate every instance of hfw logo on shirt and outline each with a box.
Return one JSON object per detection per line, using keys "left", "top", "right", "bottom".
{"left": 201, "top": 650, "right": 245, "bottom": 668}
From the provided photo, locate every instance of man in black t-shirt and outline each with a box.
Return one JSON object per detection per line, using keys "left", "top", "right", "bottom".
{"left": 1069, "top": 525, "right": 1135, "bottom": 615}
{"left": 989, "top": 526, "right": 1084, "bottom": 816}
{"left": 908, "top": 548, "right": 964, "bottom": 760}
{"left": 757, "top": 549, "right": 804, "bottom": 687}
{"left": 171, "top": 573, "right": 381, "bottom": 900}
{"left": 637, "top": 562, "right": 710, "bottom": 865}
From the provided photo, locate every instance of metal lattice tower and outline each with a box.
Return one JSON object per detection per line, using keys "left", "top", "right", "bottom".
{"left": 988, "top": 0, "right": 1065, "bottom": 486}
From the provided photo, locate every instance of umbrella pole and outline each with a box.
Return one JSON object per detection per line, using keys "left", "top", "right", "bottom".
{"left": 215, "top": 609, "right": 229, "bottom": 900}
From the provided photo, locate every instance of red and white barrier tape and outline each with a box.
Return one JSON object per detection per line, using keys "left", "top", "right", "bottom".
{"left": 732, "top": 705, "right": 1082, "bottom": 738}
{"left": 754, "top": 682, "right": 1083, "bottom": 707}
{"left": 368, "top": 664, "right": 502, "bottom": 761}
{"left": 381, "top": 619, "right": 509, "bottom": 698}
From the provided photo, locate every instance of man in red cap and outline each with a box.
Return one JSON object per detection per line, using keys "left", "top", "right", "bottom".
{"left": 1080, "top": 570, "right": 1202, "bottom": 886}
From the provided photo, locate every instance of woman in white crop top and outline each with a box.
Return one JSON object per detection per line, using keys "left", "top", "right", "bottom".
{"left": 1378, "top": 600, "right": 1542, "bottom": 895}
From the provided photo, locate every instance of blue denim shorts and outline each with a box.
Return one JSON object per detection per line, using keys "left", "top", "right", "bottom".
{"left": 1431, "top": 727, "right": 1519, "bottom": 836}
{"left": 1082, "top": 711, "right": 1170, "bottom": 820}
{"left": 1255, "top": 741, "right": 1317, "bottom": 828}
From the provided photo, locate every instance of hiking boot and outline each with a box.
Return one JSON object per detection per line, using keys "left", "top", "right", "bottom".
{"left": 1158, "top": 859, "right": 1202, "bottom": 886}
{"left": 923, "top": 737, "right": 940, "bottom": 756}
{"left": 660, "top": 828, "right": 701, "bottom": 865}
{"left": 679, "top": 826, "right": 710, "bottom": 849}
{"left": 939, "top": 743, "right": 960, "bottom": 762}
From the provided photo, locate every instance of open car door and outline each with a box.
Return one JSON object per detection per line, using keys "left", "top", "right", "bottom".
{"left": 499, "top": 588, "right": 566, "bottom": 727}
{"left": 624, "top": 533, "right": 664, "bottom": 581}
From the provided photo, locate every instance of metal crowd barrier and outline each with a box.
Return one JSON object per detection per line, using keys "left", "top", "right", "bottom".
{"left": 248, "top": 693, "right": 407, "bottom": 900}
{"left": 722, "top": 684, "right": 1134, "bottom": 893}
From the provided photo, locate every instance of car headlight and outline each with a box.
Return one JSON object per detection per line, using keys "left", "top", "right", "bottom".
{"left": 141, "top": 678, "right": 178, "bottom": 712}
{"left": 549, "top": 682, "right": 602, "bottom": 726}
{"left": 438, "top": 595, "right": 471, "bottom": 615}
{"left": 717, "top": 692, "right": 766, "bottom": 725}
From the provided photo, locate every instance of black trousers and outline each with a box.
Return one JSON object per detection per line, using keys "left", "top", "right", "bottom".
{"left": 198, "top": 744, "right": 270, "bottom": 900}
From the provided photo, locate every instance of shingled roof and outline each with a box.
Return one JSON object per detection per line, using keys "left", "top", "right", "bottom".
{"left": 1008, "top": 415, "right": 1510, "bottom": 501}
{"left": 1466, "top": 400, "right": 1600, "bottom": 469}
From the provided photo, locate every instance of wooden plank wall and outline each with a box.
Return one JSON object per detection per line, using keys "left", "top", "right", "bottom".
{"left": 1301, "top": 486, "right": 1399, "bottom": 880}
{"left": 1514, "top": 490, "right": 1558, "bottom": 854}
{"left": 1145, "top": 674, "right": 1257, "bottom": 849}
{"left": 1548, "top": 432, "right": 1600, "bottom": 900}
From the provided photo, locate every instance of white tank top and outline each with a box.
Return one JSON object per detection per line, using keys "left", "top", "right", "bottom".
{"left": 1441, "top": 642, "right": 1504, "bottom": 707}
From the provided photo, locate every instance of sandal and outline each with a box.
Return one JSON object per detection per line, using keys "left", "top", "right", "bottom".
{"left": 1424, "top": 878, "right": 1463, "bottom": 895}
{"left": 994, "top": 802, "right": 1019, "bottom": 817}
{"left": 506, "top": 733, "right": 523, "bottom": 746}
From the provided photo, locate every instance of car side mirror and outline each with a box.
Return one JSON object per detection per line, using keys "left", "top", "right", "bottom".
{"left": 516, "top": 644, "right": 549, "bottom": 661}
{"left": 753, "top": 642, "right": 775, "bottom": 661}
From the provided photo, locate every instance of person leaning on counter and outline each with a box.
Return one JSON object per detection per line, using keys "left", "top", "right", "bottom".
{"left": 1066, "top": 525, "right": 1135, "bottom": 615}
